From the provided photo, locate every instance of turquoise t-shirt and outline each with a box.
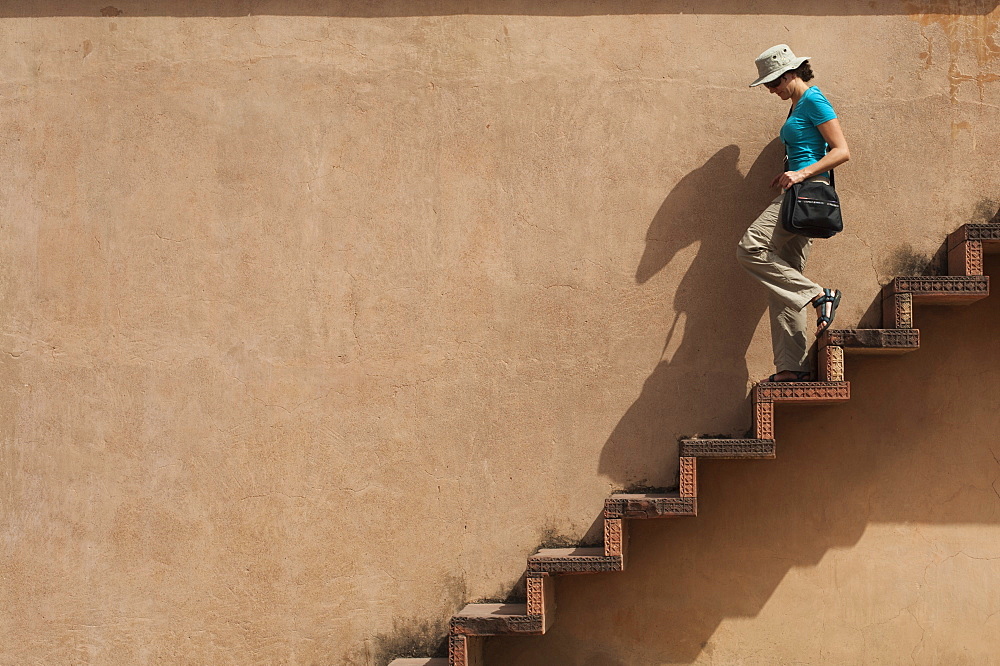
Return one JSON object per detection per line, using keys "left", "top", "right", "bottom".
{"left": 780, "top": 86, "right": 837, "bottom": 178}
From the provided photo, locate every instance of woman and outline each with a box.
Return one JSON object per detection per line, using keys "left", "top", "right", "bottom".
{"left": 737, "top": 44, "right": 850, "bottom": 383}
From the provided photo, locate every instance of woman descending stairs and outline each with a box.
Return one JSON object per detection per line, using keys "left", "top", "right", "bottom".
{"left": 389, "top": 223, "right": 1000, "bottom": 666}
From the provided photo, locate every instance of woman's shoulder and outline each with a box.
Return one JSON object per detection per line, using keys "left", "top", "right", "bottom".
{"left": 803, "top": 86, "right": 830, "bottom": 102}
{"left": 800, "top": 86, "right": 837, "bottom": 115}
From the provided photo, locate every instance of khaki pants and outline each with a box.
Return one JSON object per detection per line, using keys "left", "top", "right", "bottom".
{"left": 737, "top": 190, "right": 825, "bottom": 373}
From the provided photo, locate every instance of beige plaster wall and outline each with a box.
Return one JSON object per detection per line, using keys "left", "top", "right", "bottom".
{"left": 0, "top": 2, "right": 998, "bottom": 664}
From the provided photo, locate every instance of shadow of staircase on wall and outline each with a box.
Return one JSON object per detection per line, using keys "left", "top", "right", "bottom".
{"left": 388, "top": 223, "right": 1000, "bottom": 666}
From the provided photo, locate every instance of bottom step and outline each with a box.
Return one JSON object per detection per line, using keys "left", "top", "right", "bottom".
{"left": 388, "top": 660, "right": 448, "bottom": 666}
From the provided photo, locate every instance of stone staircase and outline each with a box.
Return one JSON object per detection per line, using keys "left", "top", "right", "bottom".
{"left": 388, "top": 223, "right": 1000, "bottom": 666}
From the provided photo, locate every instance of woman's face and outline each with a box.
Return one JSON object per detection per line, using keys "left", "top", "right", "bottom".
{"left": 766, "top": 73, "right": 793, "bottom": 100}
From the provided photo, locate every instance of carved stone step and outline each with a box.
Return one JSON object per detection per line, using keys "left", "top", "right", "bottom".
{"left": 680, "top": 438, "right": 776, "bottom": 459}
{"left": 949, "top": 223, "right": 1000, "bottom": 246}
{"left": 755, "top": 381, "right": 850, "bottom": 405}
{"left": 387, "top": 659, "right": 449, "bottom": 666}
{"left": 451, "top": 572, "right": 554, "bottom": 637}
{"left": 528, "top": 547, "right": 624, "bottom": 574}
{"left": 891, "top": 275, "right": 989, "bottom": 304}
{"left": 948, "top": 223, "right": 1000, "bottom": 276}
{"left": 450, "top": 604, "right": 543, "bottom": 636}
{"left": 824, "top": 328, "right": 920, "bottom": 353}
{"left": 605, "top": 493, "right": 696, "bottom": 518}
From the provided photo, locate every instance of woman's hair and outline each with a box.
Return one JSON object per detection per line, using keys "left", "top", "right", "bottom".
{"left": 791, "top": 61, "right": 814, "bottom": 82}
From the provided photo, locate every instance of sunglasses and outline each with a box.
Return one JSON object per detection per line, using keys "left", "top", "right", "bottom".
{"left": 763, "top": 74, "right": 785, "bottom": 89}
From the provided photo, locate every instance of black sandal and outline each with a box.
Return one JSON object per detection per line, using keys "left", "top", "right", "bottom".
{"left": 765, "top": 371, "right": 813, "bottom": 383}
{"left": 813, "top": 288, "right": 842, "bottom": 335}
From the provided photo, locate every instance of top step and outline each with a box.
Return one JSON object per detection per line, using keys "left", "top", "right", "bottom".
{"left": 948, "top": 223, "right": 1000, "bottom": 247}
{"left": 948, "top": 224, "right": 1000, "bottom": 276}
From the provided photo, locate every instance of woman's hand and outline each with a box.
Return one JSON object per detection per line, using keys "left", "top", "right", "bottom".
{"left": 771, "top": 170, "right": 807, "bottom": 190}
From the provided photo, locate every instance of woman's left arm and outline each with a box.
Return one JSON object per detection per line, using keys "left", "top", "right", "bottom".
{"left": 774, "top": 118, "right": 851, "bottom": 189}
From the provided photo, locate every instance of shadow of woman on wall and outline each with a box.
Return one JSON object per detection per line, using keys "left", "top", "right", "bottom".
{"left": 598, "top": 140, "right": 784, "bottom": 488}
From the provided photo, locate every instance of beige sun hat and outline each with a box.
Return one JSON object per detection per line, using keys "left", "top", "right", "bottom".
{"left": 749, "top": 44, "right": 810, "bottom": 87}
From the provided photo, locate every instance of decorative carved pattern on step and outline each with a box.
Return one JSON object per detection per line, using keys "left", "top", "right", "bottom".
{"left": 754, "top": 399, "right": 775, "bottom": 440}
{"left": 604, "top": 495, "right": 696, "bottom": 519}
{"left": 449, "top": 635, "right": 479, "bottom": 666}
{"left": 894, "top": 275, "right": 989, "bottom": 294}
{"left": 680, "top": 438, "right": 776, "bottom": 458}
{"left": 820, "top": 345, "right": 845, "bottom": 381}
{"left": 756, "top": 381, "right": 850, "bottom": 402}
{"left": 528, "top": 552, "right": 623, "bottom": 574}
{"left": 604, "top": 518, "right": 625, "bottom": 557}
{"left": 526, "top": 573, "right": 547, "bottom": 617}
{"left": 948, "top": 240, "right": 984, "bottom": 276}
{"left": 679, "top": 457, "right": 697, "bottom": 498}
{"left": 883, "top": 291, "right": 914, "bottom": 329}
{"left": 956, "top": 224, "right": 1000, "bottom": 244}
{"left": 825, "top": 328, "right": 919, "bottom": 350}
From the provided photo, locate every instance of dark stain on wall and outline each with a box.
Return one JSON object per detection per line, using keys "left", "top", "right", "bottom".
{"left": 537, "top": 526, "right": 583, "bottom": 549}
{"left": 885, "top": 242, "right": 944, "bottom": 276}
{"left": 371, "top": 617, "right": 450, "bottom": 665}
{"left": 473, "top": 577, "right": 527, "bottom": 605}
{"left": 971, "top": 198, "right": 1000, "bottom": 224}
{"left": 365, "top": 573, "right": 468, "bottom": 665}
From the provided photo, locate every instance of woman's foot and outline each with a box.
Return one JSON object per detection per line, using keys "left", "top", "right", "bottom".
{"left": 765, "top": 370, "right": 814, "bottom": 382}
{"left": 812, "top": 288, "right": 842, "bottom": 336}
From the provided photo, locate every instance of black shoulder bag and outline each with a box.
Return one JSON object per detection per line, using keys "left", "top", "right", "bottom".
{"left": 779, "top": 105, "right": 843, "bottom": 239}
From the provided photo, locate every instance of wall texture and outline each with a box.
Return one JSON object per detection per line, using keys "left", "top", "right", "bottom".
{"left": 0, "top": 1, "right": 998, "bottom": 664}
